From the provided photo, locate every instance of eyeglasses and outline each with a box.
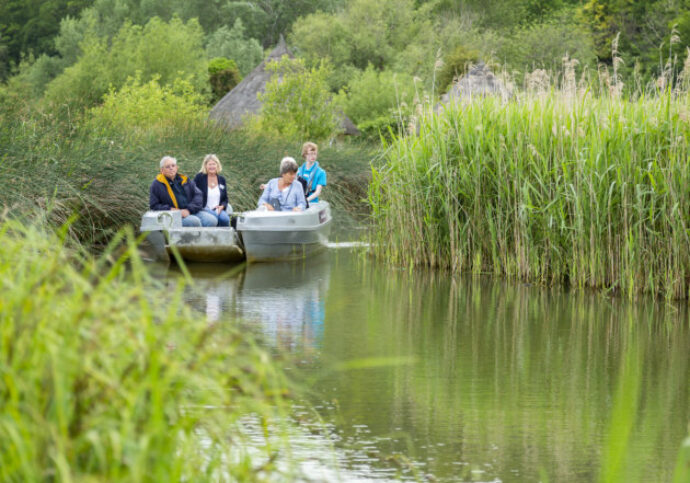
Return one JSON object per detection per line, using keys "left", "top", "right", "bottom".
{"left": 163, "top": 164, "right": 177, "bottom": 169}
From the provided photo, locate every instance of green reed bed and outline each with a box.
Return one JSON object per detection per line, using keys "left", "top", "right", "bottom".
{"left": 369, "top": 91, "right": 690, "bottom": 299}
{"left": 0, "top": 219, "right": 297, "bottom": 481}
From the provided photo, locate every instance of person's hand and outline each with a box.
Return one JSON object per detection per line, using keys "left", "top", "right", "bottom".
{"left": 293, "top": 207, "right": 302, "bottom": 212}
{"left": 259, "top": 183, "right": 267, "bottom": 190}
{"left": 215, "top": 206, "right": 223, "bottom": 215}
{"left": 180, "top": 209, "right": 191, "bottom": 218}
{"left": 264, "top": 203, "right": 274, "bottom": 211}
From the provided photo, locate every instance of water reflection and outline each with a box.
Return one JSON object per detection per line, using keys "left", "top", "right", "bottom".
{"left": 158, "top": 251, "right": 690, "bottom": 482}
{"left": 235, "top": 255, "right": 329, "bottom": 351}
{"left": 166, "top": 254, "right": 330, "bottom": 353}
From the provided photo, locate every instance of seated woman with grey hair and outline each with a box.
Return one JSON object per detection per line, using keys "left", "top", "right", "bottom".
{"left": 257, "top": 157, "right": 306, "bottom": 212}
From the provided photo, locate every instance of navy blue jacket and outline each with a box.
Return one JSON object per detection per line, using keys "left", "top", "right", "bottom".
{"left": 193, "top": 173, "right": 229, "bottom": 210}
{"left": 149, "top": 174, "right": 203, "bottom": 213}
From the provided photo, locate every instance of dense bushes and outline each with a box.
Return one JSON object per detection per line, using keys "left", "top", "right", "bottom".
{"left": 44, "top": 17, "right": 208, "bottom": 108}
{"left": 208, "top": 57, "right": 242, "bottom": 103}
{"left": 336, "top": 66, "right": 416, "bottom": 140}
{"left": 251, "top": 57, "right": 341, "bottom": 141}
{"left": 89, "top": 76, "right": 207, "bottom": 134}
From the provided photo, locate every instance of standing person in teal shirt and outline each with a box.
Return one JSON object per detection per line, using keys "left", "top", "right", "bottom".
{"left": 297, "top": 142, "right": 327, "bottom": 203}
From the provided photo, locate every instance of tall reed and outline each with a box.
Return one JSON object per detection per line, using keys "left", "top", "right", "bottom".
{"left": 0, "top": 219, "right": 296, "bottom": 480}
{"left": 369, "top": 89, "right": 690, "bottom": 299}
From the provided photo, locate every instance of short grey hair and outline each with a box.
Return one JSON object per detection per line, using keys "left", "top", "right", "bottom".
{"left": 160, "top": 156, "right": 177, "bottom": 169}
{"left": 279, "top": 156, "right": 298, "bottom": 175}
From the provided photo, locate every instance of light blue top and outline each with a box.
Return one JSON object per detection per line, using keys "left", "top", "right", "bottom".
{"left": 297, "top": 161, "right": 327, "bottom": 203}
{"left": 258, "top": 178, "right": 306, "bottom": 211}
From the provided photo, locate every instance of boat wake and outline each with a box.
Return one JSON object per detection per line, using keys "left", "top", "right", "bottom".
{"left": 326, "top": 241, "right": 370, "bottom": 249}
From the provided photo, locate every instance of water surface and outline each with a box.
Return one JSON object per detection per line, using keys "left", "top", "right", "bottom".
{"left": 159, "top": 249, "right": 690, "bottom": 482}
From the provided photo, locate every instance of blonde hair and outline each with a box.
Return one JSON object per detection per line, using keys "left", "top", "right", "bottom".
{"left": 301, "top": 142, "right": 318, "bottom": 158}
{"left": 199, "top": 154, "right": 223, "bottom": 174}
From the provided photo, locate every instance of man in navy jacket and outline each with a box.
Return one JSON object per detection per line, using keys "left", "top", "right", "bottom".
{"left": 149, "top": 156, "right": 216, "bottom": 227}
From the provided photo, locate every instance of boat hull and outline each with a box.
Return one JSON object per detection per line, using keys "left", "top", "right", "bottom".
{"left": 140, "top": 210, "right": 244, "bottom": 263}
{"left": 237, "top": 202, "right": 332, "bottom": 262}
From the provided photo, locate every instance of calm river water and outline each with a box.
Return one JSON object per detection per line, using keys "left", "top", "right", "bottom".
{"left": 158, "top": 247, "right": 689, "bottom": 482}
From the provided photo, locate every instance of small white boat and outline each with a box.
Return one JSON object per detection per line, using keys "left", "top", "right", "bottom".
{"left": 236, "top": 202, "right": 332, "bottom": 263}
{"left": 140, "top": 210, "right": 244, "bottom": 263}
{"left": 140, "top": 202, "right": 332, "bottom": 264}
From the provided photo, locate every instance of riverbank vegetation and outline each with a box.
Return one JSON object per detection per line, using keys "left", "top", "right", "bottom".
{"left": 0, "top": 219, "right": 301, "bottom": 480}
{"left": 369, "top": 77, "right": 690, "bottom": 299}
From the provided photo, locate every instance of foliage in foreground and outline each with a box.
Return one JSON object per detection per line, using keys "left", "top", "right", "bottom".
{"left": 369, "top": 89, "right": 690, "bottom": 299}
{"left": 0, "top": 219, "right": 294, "bottom": 481}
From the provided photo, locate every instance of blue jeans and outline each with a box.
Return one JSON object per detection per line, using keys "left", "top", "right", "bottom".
{"left": 202, "top": 208, "right": 230, "bottom": 227}
{"left": 182, "top": 214, "right": 202, "bottom": 227}
{"left": 196, "top": 209, "right": 219, "bottom": 227}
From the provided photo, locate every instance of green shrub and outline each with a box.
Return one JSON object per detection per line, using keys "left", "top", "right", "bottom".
{"left": 208, "top": 57, "right": 242, "bottom": 103}
{"left": 337, "top": 65, "right": 416, "bottom": 140}
{"left": 289, "top": 0, "right": 424, "bottom": 89}
{"left": 251, "top": 56, "right": 341, "bottom": 142}
{"left": 436, "top": 44, "right": 480, "bottom": 93}
{"left": 88, "top": 75, "right": 206, "bottom": 136}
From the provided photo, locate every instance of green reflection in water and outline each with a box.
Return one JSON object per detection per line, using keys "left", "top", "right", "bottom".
{"left": 162, "top": 249, "right": 690, "bottom": 482}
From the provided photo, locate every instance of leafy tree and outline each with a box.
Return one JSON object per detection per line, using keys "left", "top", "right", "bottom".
{"left": 252, "top": 56, "right": 340, "bottom": 141}
{"left": 206, "top": 19, "right": 263, "bottom": 76}
{"left": 290, "top": 0, "right": 426, "bottom": 88}
{"left": 498, "top": 9, "right": 596, "bottom": 75}
{"left": 0, "top": 0, "right": 94, "bottom": 78}
{"left": 45, "top": 16, "right": 208, "bottom": 108}
{"left": 208, "top": 57, "right": 241, "bottom": 103}
{"left": 425, "top": 0, "right": 582, "bottom": 28}
{"left": 220, "top": 0, "right": 343, "bottom": 48}
{"left": 579, "top": 0, "right": 687, "bottom": 79}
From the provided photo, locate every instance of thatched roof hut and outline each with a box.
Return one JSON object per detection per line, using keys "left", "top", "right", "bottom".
{"left": 209, "top": 37, "right": 359, "bottom": 135}
{"left": 440, "top": 62, "right": 512, "bottom": 105}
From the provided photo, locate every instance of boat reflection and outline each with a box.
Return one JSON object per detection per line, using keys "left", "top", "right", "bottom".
{"left": 163, "top": 254, "right": 331, "bottom": 352}
{"left": 235, "top": 254, "right": 330, "bottom": 352}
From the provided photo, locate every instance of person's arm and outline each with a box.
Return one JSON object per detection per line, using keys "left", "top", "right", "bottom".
{"left": 258, "top": 180, "right": 272, "bottom": 209}
{"left": 307, "top": 184, "right": 322, "bottom": 202}
{"left": 293, "top": 182, "right": 306, "bottom": 211}
{"left": 149, "top": 182, "right": 171, "bottom": 210}
{"left": 219, "top": 176, "right": 228, "bottom": 210}
{"left": 186, "top": 181, "right": 204, "bottom": 214}
{"left": 307, "top": 168, "right": 327, "bottom": 202}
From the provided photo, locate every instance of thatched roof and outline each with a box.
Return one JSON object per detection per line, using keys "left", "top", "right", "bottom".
{"left": 440, "top": 62, "right": 512, "bottom": 104}
{"left": 209, "top": 37, "right": 359, "bottom": 135}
